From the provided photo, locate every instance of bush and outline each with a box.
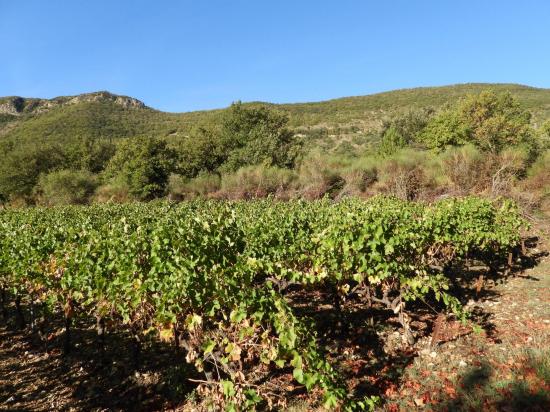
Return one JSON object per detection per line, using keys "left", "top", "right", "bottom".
{"left": 93, "top": 179, "right": 133, "bottom": 203}
{"left": 168, "top": 173, "right": 221, "bottom": 200}
{"left": 379, "top": 109, "right": 433, "bottom": 155}
{"left": 296, "top": 152, "right": 346, "bottom": 199}
{"left": 217, "top": 103, "right": 302, "bottom": 173}
{"left": 337, "top": 157, "right": 379, "bottom": 197}
{"left": 439, "top": 145, "right": 529, "bottom": 196}
{"left": 523, "top": 150, "right": 550, "bottom": 194}
{"left": 419, "top": 110, "right": 469, "bottom": 150}
{"left": 374, "top": 149, "right": 437, "bottom": 200}
{"left": 420, "top": 91, "right": 534, "bottom": 153}
{"left": 220, "top": 165, "right": 295, "bottom": 199}
{"left": 35, "top": 169, "right": 97, "bottom": 206}
{"left": 439, "top": 145, "right": 485, "bottom": 194}
{"left": 0, "top": 143, "right": 67, "bottom": 201}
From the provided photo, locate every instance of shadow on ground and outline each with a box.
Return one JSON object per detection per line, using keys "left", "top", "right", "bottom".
{"left": 0, "top": 306, "right": 198, "bottom": 411}
{"left": 434, "top": 351, "right": 550, "bottom": 412}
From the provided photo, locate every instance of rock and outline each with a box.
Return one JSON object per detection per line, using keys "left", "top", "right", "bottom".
{"left": 459, "top": 360, "right": 467, "bottom": 367}
{"left": 0, "top": 92, "right": 146, "bottom": 117}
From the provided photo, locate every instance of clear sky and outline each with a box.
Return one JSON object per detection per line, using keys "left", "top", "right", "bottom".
{"left": 1, "top": 0, "right": 550, "bottom": 112}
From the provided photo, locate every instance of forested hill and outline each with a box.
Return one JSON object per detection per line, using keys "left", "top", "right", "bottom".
{"left": 2, "top": 84, "right": 550, "bottom": 146}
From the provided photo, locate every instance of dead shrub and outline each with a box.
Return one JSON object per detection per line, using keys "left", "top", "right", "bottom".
{"left": 94, "top": 181, "right": 133, "bottom": 203}
{"left": 220, "top": 165, "right": 295, "bottom": 199}
{"left": 297, "top": 153, "right": 346, "bottom": 199}
{"left": 440, "top": 145, "right": 529, "bottom": 197}
{"left": 168, "top": 173, "right": 221, "bottom": 200}
{"left": 373, "top": 150, "right": 436, "bottom": 200}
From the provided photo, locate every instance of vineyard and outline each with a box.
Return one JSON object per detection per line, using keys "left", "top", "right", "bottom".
{"left": 0, "top": 196, "right": 528, "bottom": 410}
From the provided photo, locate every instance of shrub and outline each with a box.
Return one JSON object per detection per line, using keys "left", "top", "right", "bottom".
{"left": 379, "top": 109, "right": 433, "bottom": 155}
{"left": 418, "top": 109, "right": 469, "bottom": 150}
{"left": 439, "top": 145, "right": 485, "bottom": 194}
{"left": 439, "top": 145, "right": 529, "bottom": 196}
{"left": 35, "top": 169, "right": 97, "bottom": 206}
{"left": 374, "top": 149, "right": 436, "bottom": 200}
{"left": 93, "top": 179, "right": 133, "bottom": 203}
{"left": 337, "top": 156, "right": 379, "bottom": 197}
{"left": 420, "top": 91, "right": 535, "bottom": 153}
{"left": 523, "top": 150, "right": 550, "bottom": 194}
{"left": 379, "top": 124, "right": 407, "bottom": 156}
{"left": 220, "top": 165, "right": 295, "bottom": 199}
{"left": 217, "top": 103, "right": 302, "bottom": 173}
{"left": 296, "top": 152, "right": 346, "bottom": 199}
{"left": 168, "top": 173, "right": 221, "bottom": 200}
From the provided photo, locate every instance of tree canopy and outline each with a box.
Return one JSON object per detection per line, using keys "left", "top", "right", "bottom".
{"left": 420, "top": 91, "right": 534, "bottom": 152}
{"left": 103, "top": 137, "right": 177, "bottom": 200}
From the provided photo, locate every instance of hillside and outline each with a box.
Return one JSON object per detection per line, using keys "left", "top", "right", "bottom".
{"left": 2, "top": 84, "right": 550, "bottom": 152}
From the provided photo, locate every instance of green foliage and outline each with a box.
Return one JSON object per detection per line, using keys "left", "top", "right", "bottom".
{"left": 421, "top": 91, "right": 535, "bottom": 153}
{"left": 0, "top": 113, "right": 16, "bottom": 127}
{"left": 217, "top": 102, "right": 301, "bottom": 173}
{"left": 379, "top": 125, "right": 407, "bottom": 155}
{"left": 65, "top": 137, "right": 116, "bottom": 173}
{"left": 35, "top": 169, "right": 97, "bottom": 205}
{"left": 419, "top": 109, "right": 469, "bottom": 149}
{"left": 170, "top": 103, "right": 301, "bottom": 178}
{"left": 379, "top": 109, "right": 433, "bottom": 155}
{"left": 539, "top": 120, "right": 550, "bottom": 150}
{"left": 103, "top": 137, "right": 177, "bottom": 200}
{"left": 457, "top": 91, "right": 533, "bottom": 152}
{"left": 0, "top": 142, "right": 67, "bottom": 201}
{"left": 172, "top": 126, "right": 227, "bottom": 178}
{"left": 2, "top": 85, "right": 550, "bottom": 203}
{"left": 0, "top": 197, "right": 525, "bottom": 409}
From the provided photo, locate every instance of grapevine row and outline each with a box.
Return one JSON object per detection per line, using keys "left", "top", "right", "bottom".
{"left": 0, "top": 196, "right": 525, "bottom": 410}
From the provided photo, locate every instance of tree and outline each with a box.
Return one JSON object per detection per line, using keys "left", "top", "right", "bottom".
{"left": 64, "top": 137, "right": 116, "bottom": 173}
{"left": 217, "top": 103, "right": 300, "bottom": 173}
{"left": 457, "top": 91, "right": 532, "bottom": 152}
{"left": 419, "top": 110, "right": 469, "bottom": 150}
{"left": 379, "top": 109, "right": 433, "bottom": 155}
{"left": 420, "top": 91, "right": 534, "bottom": 153}
{"left": 170, "top": 103, "right": 301, "bottom": 178}
{"left": 103, "top": 137, "right": 177, "bottom": 200}
{"left": 173, "top": 126, "right": 227, "bottom": 178}
{"left": 0, "top": 142, "right": 67, "bottom": 202}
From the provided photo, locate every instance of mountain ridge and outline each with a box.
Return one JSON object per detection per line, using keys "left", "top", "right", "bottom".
{"left": 2, "top": 82, "right": 549, "bottom": 116}
{"left": 0, "top": 91, "right": 146, "bottom": 117}
{"left": 1, "top": 83, "right": 550, "bottom": 149}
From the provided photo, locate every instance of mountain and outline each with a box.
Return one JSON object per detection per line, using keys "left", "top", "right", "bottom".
{"left": 1, "top": 84, "right": 550, "bottom": 151}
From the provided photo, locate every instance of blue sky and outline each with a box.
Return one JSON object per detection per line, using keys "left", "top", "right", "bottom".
{"left": 1, "top": 0, "right": 549, "bottom": 112}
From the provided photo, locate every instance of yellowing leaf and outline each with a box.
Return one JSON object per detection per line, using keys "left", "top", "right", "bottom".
{"left": 159, "top": 327, "right": 173, "bottom": 342}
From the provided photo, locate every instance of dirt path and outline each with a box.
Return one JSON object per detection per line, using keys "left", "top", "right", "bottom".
{"left": 383, "top": 246, "right": 550, "bottom": 411}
